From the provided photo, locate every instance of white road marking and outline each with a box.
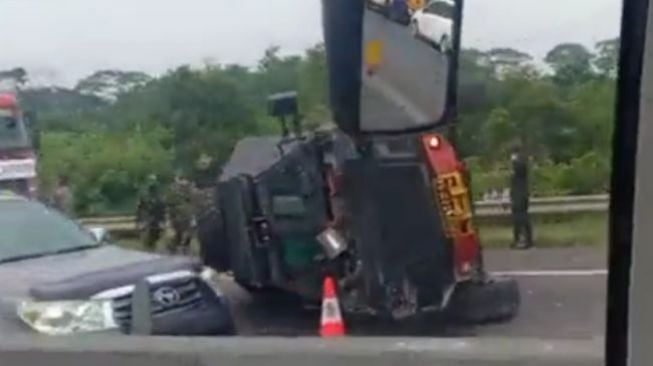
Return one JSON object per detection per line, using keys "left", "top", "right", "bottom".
{"left": 492, "top": 269, "right": 608, "bottom": 277}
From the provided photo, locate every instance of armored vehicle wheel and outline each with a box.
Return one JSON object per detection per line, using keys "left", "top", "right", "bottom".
{"left": 447, "top": 277, "right": 521, "bottom": 324}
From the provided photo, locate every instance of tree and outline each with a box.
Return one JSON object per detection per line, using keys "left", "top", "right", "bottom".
{"left": 154, "top": 65, "right": 262, "bottom": 178}
{"left": 487, "top": 48, "right": 534, "bottom": 77}
{"left": 39, "top": 128, "right": 173, "bottom": 215}
{"left": 75, "top": 70, "right": 152, "bottom": 102}
{"left": 458, "top": 49, "right": 499, "bottom": 112}
{"left": 567, "top": 79, "right": 616, "bottom": 158}
{"left": 298, "top": 43, "right": 330, "bottom": 130}
{"left": 545, "top": 43, "right": 595, "bottom": 86}
{"left": 501, "top": 73, "right": 577, "bottom": 162}
{"left": 457, "top": 49, "right": 501, "bottom": 157}
{"left": 19, "top": 87, "right": 107, "bottom": 131}
{"left": 594, "top": 38, "right": 620, "bottom": 78}
{"left": 462, "top": 49, "right": 492, "bottom": 67}
{"left": 257, "top": 46, "right": 303, "bottom": 96}
{"left": 481, "top": 107, "right": 516, "bottom": 160}
{"left": 33, "top": 41, "right": 618, "bottom": 211}
{"left": 0, "top": 67, "right": 28, "bottom": 90}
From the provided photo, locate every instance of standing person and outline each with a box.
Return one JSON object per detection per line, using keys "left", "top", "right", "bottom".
{"left": 166, "top": 173, "right": 196, "bottom": 255}
{"left": 510, "top": 144, "right": 534, "bottom": 249}
{"left": 136, "top": 175, "right": 166, "bottom": 251}
{"left": 53, "top": 175, "right": 74, "bottom": 217}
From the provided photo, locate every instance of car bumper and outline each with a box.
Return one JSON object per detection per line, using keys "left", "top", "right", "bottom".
{"left": 8, "top": 285, "right": 236, "bottom": 337}
{"left": 97, "top": 269, "right": 237, "bottom": 336}
{"left": 10, "top": 300, "right": 236, "bottom": 337}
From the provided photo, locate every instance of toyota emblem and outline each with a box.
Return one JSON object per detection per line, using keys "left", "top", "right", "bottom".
{"left": 153, "top": 286, "right": 181, "bottom": 307}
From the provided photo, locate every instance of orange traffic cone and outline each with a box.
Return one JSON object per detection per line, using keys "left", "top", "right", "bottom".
{"left": 319, "top": 276, "right": 346, "bottom": 337}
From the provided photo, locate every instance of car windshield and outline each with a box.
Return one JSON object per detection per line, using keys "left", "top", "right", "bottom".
{"left": 0, "top": 110, "right": 30, "bottom": 150}
{"left": 0, "top": 198, "right": 97, "bottom": 263}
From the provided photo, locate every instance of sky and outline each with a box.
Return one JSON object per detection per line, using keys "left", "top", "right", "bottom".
{"left": 0, "top": 0, "right": 623, "bottom": 87}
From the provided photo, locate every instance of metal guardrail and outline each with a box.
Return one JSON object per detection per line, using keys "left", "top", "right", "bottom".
{"left": 476, "top": 194, "right": 609, "bottom": 207}
{"left": 79, "top": 195, "right": 609, "bottom": 234}
{"left": 474, "top": 194, "right": 609, "bottom": 217}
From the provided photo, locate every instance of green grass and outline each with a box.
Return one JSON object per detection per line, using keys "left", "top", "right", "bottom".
{"left": 477, "top": 213, "right": 608, "bottom": 248}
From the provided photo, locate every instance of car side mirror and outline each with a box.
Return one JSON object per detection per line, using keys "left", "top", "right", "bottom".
{"left": 88, "top": 226, "right": 110, "bottom": 243}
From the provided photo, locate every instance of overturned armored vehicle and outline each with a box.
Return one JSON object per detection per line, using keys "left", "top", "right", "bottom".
{"left": 199, "top": 0, "right": 519, "bottom": 325}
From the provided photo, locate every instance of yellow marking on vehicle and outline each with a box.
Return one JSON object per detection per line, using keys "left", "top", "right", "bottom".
{"left": 365, "top": 39, "right": 384, "bottom": 74}
{"left": 434, "top": 172, "right": 476, "bottom": 237}
{"left": 409, "top": 0, "right": 426, "bottom": 12}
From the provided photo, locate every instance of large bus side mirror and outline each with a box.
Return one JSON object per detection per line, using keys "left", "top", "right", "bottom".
{"left": 322, "top": 0, "right": 463, "bottom": 136}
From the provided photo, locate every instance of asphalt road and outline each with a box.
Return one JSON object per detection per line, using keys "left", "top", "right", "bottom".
{"left": 479, "top": 247, "right": 607, "bottom": 340}
{"left": 360, "top": 9, "right": 449, "bottom": 131}
{"left": 219, "top": 247, "right": 608, "bottom": 340}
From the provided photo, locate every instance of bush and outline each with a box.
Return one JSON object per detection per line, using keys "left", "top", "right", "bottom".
{"left": 467, "top": 153, "right": 610, "bottom": 199}
{"left": 560, "top": 151, "right": 611, "bottom": 194}
{"left": 39, "top": 128, "right": 174, "bottom": 216}
{"left": 465, "top": 157, "right": 510, "bottom": 200}
{"left": 532, "top": 160, "right": 571, "bottom": 196}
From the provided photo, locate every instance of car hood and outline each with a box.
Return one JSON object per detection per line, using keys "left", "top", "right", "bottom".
{"left": 0, "top": 245, "right": 200, "bottom": 300}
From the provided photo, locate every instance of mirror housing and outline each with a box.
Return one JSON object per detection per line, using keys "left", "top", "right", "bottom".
{"left": 322, "top": 0, "right": 364, "bottom": 137}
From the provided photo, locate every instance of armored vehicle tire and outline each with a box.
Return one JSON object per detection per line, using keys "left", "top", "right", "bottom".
{"left": 446, "top": 277, "right": 521, "bottom": 324}
{"left": 197, "top": 209, "right": 230, "bottom": 271}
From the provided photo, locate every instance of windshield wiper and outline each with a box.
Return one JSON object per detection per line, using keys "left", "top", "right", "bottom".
{"left": 0, "top": 244, "right": 100, "bottom": 265}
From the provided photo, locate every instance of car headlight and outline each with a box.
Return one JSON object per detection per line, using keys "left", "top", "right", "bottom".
{"left": 200, "top": 267, "right": 224, "bottom": 296}
{"left": 17, "top": 300, "right": 118, "bottom": 335}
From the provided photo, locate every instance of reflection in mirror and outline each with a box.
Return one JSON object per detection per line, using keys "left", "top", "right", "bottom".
{"left": 362, "top": 0, "right": 457, "bottom": 132}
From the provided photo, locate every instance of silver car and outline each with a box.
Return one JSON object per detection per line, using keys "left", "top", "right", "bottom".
{"left": 0, "top": 192, "right": 234, "bottom": 336}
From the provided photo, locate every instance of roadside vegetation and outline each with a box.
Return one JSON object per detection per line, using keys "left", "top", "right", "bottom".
{"left": 478, "top": 213, "right": 607, "bottom": 248}
{"left": 1, "top": 39, "right": 618, "bottom": 216}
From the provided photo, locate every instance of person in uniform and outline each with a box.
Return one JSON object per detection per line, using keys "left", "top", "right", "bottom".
{"left": 510, "top": 144, "right": 534, "bottom": 249}
{"left": 53, "top": 175, "right": 74, "bottom": 217}
{"left": 136, "top": 175, "right": 166, "bottom": 251}
{"left": 166, "top": 173, "right": 196, "bottom": 255}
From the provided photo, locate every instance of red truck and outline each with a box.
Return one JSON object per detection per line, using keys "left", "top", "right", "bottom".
{"left": 0, "top": 93, "right": 38, "bottom": 198}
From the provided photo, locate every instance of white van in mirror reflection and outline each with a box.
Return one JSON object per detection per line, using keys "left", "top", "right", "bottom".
{"left": 411, "top": 0, "right": 454, "bottom": 53}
